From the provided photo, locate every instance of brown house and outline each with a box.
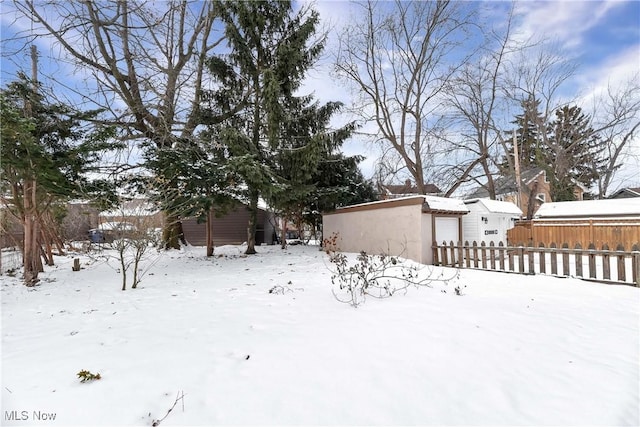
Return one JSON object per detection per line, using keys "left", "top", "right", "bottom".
{"left": 182, "top": 203, "right": 276, "bottom": 246}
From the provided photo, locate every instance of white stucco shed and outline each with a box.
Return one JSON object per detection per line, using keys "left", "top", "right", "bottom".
{"left": 322, "top": 195, "right": 468, "bottom": 265}
{"left": 462, "top": 198, "right": 522, "bottom": 244}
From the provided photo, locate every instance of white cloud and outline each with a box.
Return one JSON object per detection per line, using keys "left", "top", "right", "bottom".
{"left": 575, "top": 43, "right": 640, "bottom": 100}
{"left": 513, "top": 0, "right": 624, "bottom": 50}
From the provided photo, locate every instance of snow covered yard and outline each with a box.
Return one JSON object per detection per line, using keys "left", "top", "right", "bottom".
{"left": 1, "top": 244, "right": 639, "bottom": 426}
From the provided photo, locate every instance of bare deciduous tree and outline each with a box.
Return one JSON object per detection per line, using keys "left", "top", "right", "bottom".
{"left": 12, "top": 0, "right": 224, "bottom": 249}
{"left": 588, "top": 76, "right": 640, "bottom": 197}
{"left": 335, "top": 0, "right": 475, "bottom": 194}
{"left": 442, "top": 5, "right": 520, "bottom": 198}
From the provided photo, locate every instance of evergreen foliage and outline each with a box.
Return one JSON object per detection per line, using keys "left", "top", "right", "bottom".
{"left": 503, "top": 100, "right": 605, "bottom": 202}
{"left": 1, "top": 74, "right": 117, "bottom": 284}
{"left": 544, "top": 105, "right": 605, "bottom": 201}
{"left": 1, "top": 74, "right": 117, "bottom": 205}
{"left": 142, "top": 138, "right": 237, "bottom": 232}
{"left": 503, "top": 96, "right": 545, "bottom": 170}
{"left": 206, "top": 0, "right": 326, "bottom": 254}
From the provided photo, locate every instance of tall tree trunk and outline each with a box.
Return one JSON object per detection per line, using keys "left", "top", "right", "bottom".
{"left": 245, "top": 189, "right": 258, "bottom": 255}
{"left": 162, "top": 211, "right": 183, "bottom": 250}
{"left": 42, "top": 227, "right": 54, "bottom": 266}
{"left": 206, "top": 208, "right": 214, "bottom": 257}
{"left": 23, "top": 179, "right": 40, "bottom": 285}
{"left": 280, "top": 215, "right": 287, "bottom": 250}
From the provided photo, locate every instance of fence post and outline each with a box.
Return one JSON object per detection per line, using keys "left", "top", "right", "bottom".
{"left": 432, "top": 241, "right": 439, "bottom": 265}
{"left": 539, "top": 243, "right": 546, "bottom": 274}
{"left": 457, "top": 241, "right": 463, "bottom": 268}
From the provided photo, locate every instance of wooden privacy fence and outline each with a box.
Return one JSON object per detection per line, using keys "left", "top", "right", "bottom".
{"left": 433, "top": 240, "right": 640, "bottom": 287}
{"left": 508, "top": 219, "right": 640, "bottom": 250}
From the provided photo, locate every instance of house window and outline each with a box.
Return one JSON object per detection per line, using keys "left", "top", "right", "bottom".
{"left": 536, "top": 193, "right": 545, "bottom": 202}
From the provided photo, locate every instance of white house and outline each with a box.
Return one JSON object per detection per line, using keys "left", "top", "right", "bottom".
{"left": 322, "top": 195, "right": 468, "bottom": 265}
{"left": 462, "top": 198, "right": 522, "bottom": 245}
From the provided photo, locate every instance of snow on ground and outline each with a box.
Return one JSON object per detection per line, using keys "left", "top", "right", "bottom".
{"left": 1, "top": 244, "right": 639, "bottom": 426}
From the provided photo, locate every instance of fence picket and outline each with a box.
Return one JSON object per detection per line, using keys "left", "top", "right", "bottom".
{"left": 489, "top": 242, "right": 496, "bottom": 270}
{"left": 550, "top": 243, "right": 558, "bottom": 275}
{"left": 633, "top": 244, "right": 639, "bottom": 287}
{"left": 464, "top": 241, "right": 471, "bottom": 268}
{"left": 431, "top": 240, "right": 637, "bottom": 286}
{"left": 539, "top": 243, "right": 546, "bottom": 274}
{"left": 528, "top": 246, "right": 535, "bottom": 274}
{"left": 442, "top": 241, "right": 449, "bottom": 266}
{"left": 481, "top": 241, "right": 487, "bottom": 269}
{"left": 575, "top": 243, "right": 583, "bottom": 278}
{"left": 617, "top": 244, "right": 626, "bottom": 282}
{"left": 518, "top": 246, "right": 525, "bottom": 273}
{"left": 562, "top": 243, "right": 570, "bottom": 276}
{"left": 472, "top": 241, "right": 478, "bottom": 268}
{"left": 588, "top": 243, "right": 597, "bottom": 279}
{"left": 602, "top": 244, "right": 611, "bottom": 280}
{"left": 448, "top": 241, "right": 456, "bottom": 266}
{"left": 508, "top": 245, "right": 514, "bottom": 271}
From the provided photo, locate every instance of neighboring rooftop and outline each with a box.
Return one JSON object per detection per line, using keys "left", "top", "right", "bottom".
{"left": 608, "top": 187, "right": 640, "bottom": 199}
{"left": 464, "top": 198, "right": 523, "bottom": 215}
{"left": 534, "top": 198, "right": 640, "bottom": 219}
{"left": 379, "top": 179, "right": 441, "bottom": 198}
{"left": 465, "top": 167, "right": 545, "bottom": 199}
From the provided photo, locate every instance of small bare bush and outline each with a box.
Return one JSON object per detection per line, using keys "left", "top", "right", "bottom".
{"left": 324, "top": 232, "right": 459, "bottom": 307}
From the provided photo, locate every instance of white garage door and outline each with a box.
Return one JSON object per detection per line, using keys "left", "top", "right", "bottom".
{"left": 435, "top": 216, "right": 459, "bottom": 244}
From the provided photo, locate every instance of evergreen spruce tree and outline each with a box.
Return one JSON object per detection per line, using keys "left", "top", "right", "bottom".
{"left": 142, "top": 137, "right": 237, "bottom": 256}
{"left": 306, "top": 152, "right": 377, "bottom": 237}
{"left": 545, "top": 105, "right": 605, "bottom": 201}
{"left": 1, "top": 74, "right": 116, "bottom": 284}
{"left": 269, "top": 98, "right": 375, "bottom": 247}
{"left": 503, "top": 95, "right": 545, "bottom": 171}
{"left": 209, "top": 0, "right": 324, "bottom": 254}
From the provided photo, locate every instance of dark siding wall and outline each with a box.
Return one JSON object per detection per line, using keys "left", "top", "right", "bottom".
{"left": 182, "top": 206, "right": 275, "bottom": 246}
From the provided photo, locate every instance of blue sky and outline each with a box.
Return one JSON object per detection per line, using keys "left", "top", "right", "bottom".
{"left": 1, "top": 0, "right": 639, "bottom": 191}
{"left": 302, "top": 0, "right": 640, "bottom": 190}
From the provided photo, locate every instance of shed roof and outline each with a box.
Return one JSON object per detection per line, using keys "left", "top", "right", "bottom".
{"left": 325, "top": 195, "right": 468, "bottom": 215}
{"left": 464, "top": 198, "right": 523, "bottom": 215}
{"left": 423, "top": 195, "right": 469, "bottom": 214}
{"left": 534, "top": 198, "right": 640, "bottom": 219}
